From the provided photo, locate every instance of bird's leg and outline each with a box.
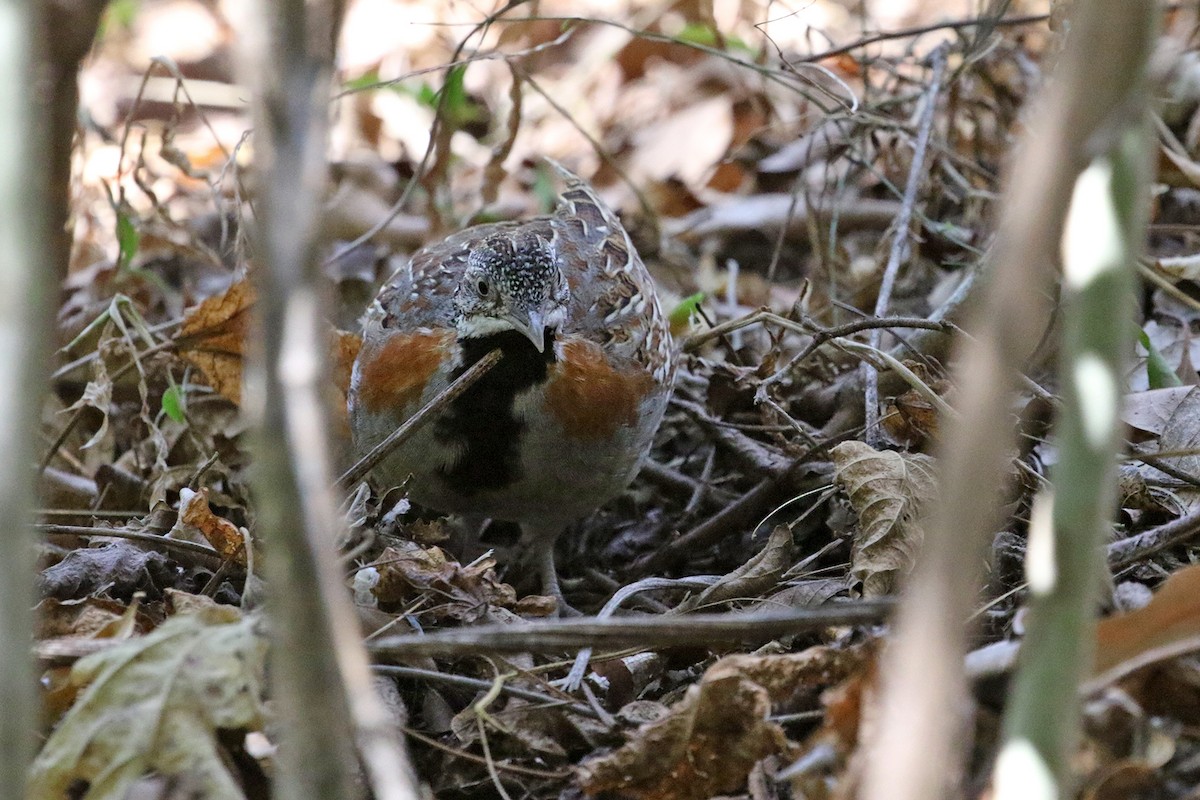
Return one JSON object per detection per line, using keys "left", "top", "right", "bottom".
{"left": 527, "top": 524, "right": 581, "bottom": 617}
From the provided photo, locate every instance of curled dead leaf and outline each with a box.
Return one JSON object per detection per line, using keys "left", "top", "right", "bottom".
{"left": 176, "top": 487, "right": 246, "bottom": 566}
{"left": 371, "top": 542, "right": 534, "bottom": 620}
{"left": 330, "top": 329, "right": 363, "bottom": 444}
{"left": 578, "top": 647, "right": 864, "bottom": 799}
{"left": 832, "top": 441, "right": 937, "bottom": 597}
{"left": 677, "top": 524, "right": 794, "bottom": 612}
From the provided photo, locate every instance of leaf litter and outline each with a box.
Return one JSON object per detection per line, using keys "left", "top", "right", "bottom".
{"left": 30, "top": 1, "right": 1200, "bottom": 797}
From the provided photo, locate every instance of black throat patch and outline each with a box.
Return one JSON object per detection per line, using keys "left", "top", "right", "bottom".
{"left": 434, "top": 329, "right": 557, "bottom": 495}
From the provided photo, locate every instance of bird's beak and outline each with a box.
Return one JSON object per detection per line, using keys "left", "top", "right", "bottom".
{"left": 509, "top": 309, "right": 547, "bottom": 353}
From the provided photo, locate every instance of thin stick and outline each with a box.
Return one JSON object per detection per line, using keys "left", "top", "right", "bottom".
{"left": 863, "top": 45, "right": 948, "bottom": 445}
{"left": 373, "top": 664, "right": 599, "bottom": 720}
{"left": 337, "top": 348, "right": 502, "bottom": 489}
{"left": 36, "top": 523, "right": 223, "bottom": 563}
{"left": 1107, "top": 503, "right": 1200, "bottom": 568}
{"left": 369, "top": 602, "right": 894, "bottom": 658}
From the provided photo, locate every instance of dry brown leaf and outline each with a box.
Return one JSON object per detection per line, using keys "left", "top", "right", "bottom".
{"left": 28, "top": 606, "right": 266, "bottom": 799}
{"left": 832, "top": 441, "right": 937, "bottom": 597}
{"left": 177, "top": 487, "right": 246, "bottom": 566}
{"left": 578, "top": 648, "right": 862, "bottom": 799}
{"left": 677, "top": 524, "right": 793, "bottom": 611}
{"left": 371, "top": 542, "right": 538, "bottom": 620}
{"left": 880, "top": 362, "right": 948, "bottom": 448}
{"left": 175, "top": 278, "right": 255, "bottom": 404}
{"left": 1089, "top": 563, "right": 1200, "bottom": 690}
{"left": 38, "top": 542, "right": 175, "bottom": 601}
{"left": 1160, "top": 143, "right": 1200, "bottom": 189}
{"left": 35, "top": 597, "right": 128, "bottom": 640}
{"left": 176, "top": 278, "right": 364, "bottom": 430}
{"left": 35, "top": 598, "right": 148, "bottom": 724}
{"left": 1151, "top": 388, "right": 1200, "bottom": 494}
{"left": 882, "top": 387, "right": 943, "bottom": 448}
{"left": 1121, "top": 386, "right": 1194, "bottom": 436}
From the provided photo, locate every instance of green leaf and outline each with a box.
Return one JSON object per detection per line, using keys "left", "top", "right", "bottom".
{"left": 532, "top": 164, "right": 558, "bottom": 213}
{"left": 116, "top": 212, "right": 139, "bottom": 272}
{"left": 1140, "top": 329, "right": 1183, "bottom": 389}
{"left": 162, "top": 382, "right": 187, "bottom": 424}
{"left": 669, "top": 292, "right": 706, "bottom": 328}
{"left": 440, "top": 64, "right": 468, "bottom": 114}
{"left": 675, "top": 23, "right": 751, "bottom": 53}
{"left": 341, "top": 68, "right": 382, "bottom": 93}
{"left": 421, "top": 65, "right": 481, "bottom": 129}
{"left": 416, "top": 82, "right": 438, "bottom": 107}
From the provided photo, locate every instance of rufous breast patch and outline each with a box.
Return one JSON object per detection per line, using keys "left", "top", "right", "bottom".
{"left": 544, "top": 338, "right": 656, "bottom": 441}
{"left": 355, "top": 329, "right": 453, "bottom": 417}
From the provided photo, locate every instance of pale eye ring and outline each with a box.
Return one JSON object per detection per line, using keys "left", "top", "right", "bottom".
{"left": 477, "top": 280, "right": 490, "bottom": 296}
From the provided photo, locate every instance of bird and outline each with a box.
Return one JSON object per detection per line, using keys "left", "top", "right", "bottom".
{"left": 347, "top": 161, "right": 675, "bottom": 612}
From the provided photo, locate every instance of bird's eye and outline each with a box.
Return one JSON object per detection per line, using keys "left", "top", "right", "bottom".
{"left": 477, "top": 280, "right": 490, "bottom": 296}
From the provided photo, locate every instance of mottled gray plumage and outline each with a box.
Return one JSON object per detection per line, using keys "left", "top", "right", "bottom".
{"left": 348, "top": 162, "right": 675, "bottom": 611}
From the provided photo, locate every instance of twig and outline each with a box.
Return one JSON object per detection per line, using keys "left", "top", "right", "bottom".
{"left": 687, "top": 307, "right": 949, "bottom": 352}
{"left": 519, "top": 71, "right": 656, "bottom": 219}
{"left": 36, "top": 523, "right": 224, "bottom": 564}
{"left": 0, "top": 0, "right": 58, "bottom": 785}
{"left": 474, "top": 63, "right": 522, "bottom": 213}
{"left": 374, "top": 664, "right": 599, "bottom": 720}
{"left": 861, "top": 2, "right": 1158, "bottom": 798}
{"left": 324, "top": 0, "right": 530, "bottom": 269}
{"left": 402, "top": 726, "right": 568, "bottom": 780}
{"left": 863, "top": 45, "right": 948, "bottom": 445}
{"left": 337, "top": 349, "right": 502, "bottom": 489}
{"left": 1107, "top": 503, "right": 1200, "bottom": 568}
{"left": 638, "top": 457, "right": 738, "bottom": 510}
{"left": 834, "top": 339, "right": 956, "bottom": 419}
{"left": 559, "top": 576, "right": 722, "bottom": 692}
{"left": 369, "top": 602, "right": 894, "bottom": 658}
{"left": 754, "top": 315, "right": 954, "bottom": 402}
{"left": 794, "top": 11, "right": 1050, "bottom": 65}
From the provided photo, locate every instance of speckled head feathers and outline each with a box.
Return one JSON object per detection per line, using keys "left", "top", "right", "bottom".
{"left": 454, "top": 231, "right": 569, "bottom": 351}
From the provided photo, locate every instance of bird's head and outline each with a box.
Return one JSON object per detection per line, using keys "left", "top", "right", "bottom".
{"left": 454, "top": 233, "right": 569, "bottom": 353}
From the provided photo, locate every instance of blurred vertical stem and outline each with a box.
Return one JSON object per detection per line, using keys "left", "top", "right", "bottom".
{"left": 860, "top": 3, "right": 1158, "bottom": 799}
{"left": 246, "top": 1, "right": 417, "bottom": 798}
{"left": 0, "top": 0, "right": 49, "bottom": 792}
{"left": 994, "top": 117, "right": 1154, "bottom": 798}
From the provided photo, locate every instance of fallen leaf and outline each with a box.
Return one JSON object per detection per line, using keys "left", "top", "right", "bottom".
{"left": 1151, "top": 388, "right": 1200, "bottom": 497}
{"left": 578, "top": 647, "right": 863, "bottom": 799}
{"left": 1121, "top": 386, "right": 1194, "bottom": 436}
{"left": 175, "top": 278, "right": 255, "bottom": 405}
{"left": 677, "top": 525, "right": 793, "bottom": 611}
{"left": 29, "top": 607, "right": 267, "bottom": 799}
{"left": 329, "top": 329, "right": 363, "bottom": 443}
{"left": 35, "top": 597, "right": 129, "bottom": 640}
{"left": 1088, "top": 563, "right": 1200, "bottom": 691}
{"left": 175, "top": 487, "right": 246, "bottom": 566}
{"left": 832, "top": 441, "right": 937, "bottom": 597}
{"left": 65, "top": 354, "right": 114, "bottom": 450}
{"left": 38, "top": 542, "right": 177, "bottom": 601}
{"left": 371, "top": 542, "right": 528, "bottom": 620}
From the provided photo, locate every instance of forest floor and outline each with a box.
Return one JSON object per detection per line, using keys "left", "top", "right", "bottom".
{"left": 29, "top": 1, "right": 1200, "bottom": 798}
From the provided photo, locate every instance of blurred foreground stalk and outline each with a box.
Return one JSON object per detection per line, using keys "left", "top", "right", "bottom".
{"left": 244, "top": 1, "right": 418, "bottom": 797}
{"left": 861, "top": 3, "right": 1159, "bottom": 799}
{"left": 995, "top": 53, "right": 1155, "bottom": 800}
{"left": 0, "top": 0, "right": 51, "bottom": 793}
